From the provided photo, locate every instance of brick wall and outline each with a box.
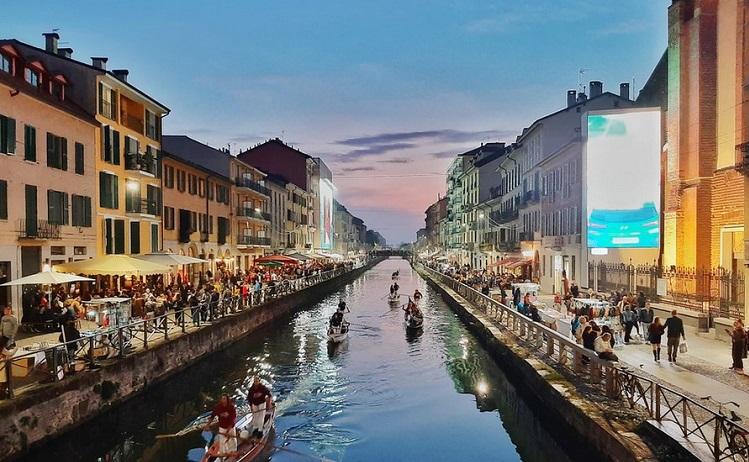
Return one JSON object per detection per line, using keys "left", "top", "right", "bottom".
{"left": 711, "top": 167, "right": 744, "bottom": 267}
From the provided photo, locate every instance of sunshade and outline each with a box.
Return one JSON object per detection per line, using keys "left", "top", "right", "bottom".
{"left": 255, "top": 255, "right": 299, "bottom": 264}
{"left": 54, "top": 255, "right": 170, "bottom": 276}
{"left": 286, "top": 252, "right": 311, "bottom": 261}
{"left": 258, "top": 261, "right": 283, "bottom": 267}
{"left": 0, "top": 270, "right": 94, "bottom": 286}
{"left": 135, "top": 253, "right": 207, "bottom": 266}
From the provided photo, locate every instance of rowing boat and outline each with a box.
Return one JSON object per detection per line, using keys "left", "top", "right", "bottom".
{"left": 405, "top": 314, "right": 423, "bottom": 330}
{"left": 327, "top": 323, "right": 349, "bottom": 343}
{"left": 201, "top": 406, "right": 276, "bottom": 462}
{"left": 387, "top": 293, "right": 400, "bottom": 304}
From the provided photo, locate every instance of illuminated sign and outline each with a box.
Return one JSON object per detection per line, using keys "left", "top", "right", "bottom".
{"left": 319, "top": 179, "right": 334, "bottom": 250}
{"left": 585, "top": 109, "right": 661, "bottom": 249}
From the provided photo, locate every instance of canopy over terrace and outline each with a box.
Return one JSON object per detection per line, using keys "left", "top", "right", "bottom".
{"left": 54, "top": 255, "right": 170, "bottom": 276}
{"left": 0, "top": 270, "right": 93, "bottom": 286}
{"left": 135, "top": 252, "right": 208, "bottom": 266}
{"left": 254, "top": 255, "right": 299, "bottom": 265}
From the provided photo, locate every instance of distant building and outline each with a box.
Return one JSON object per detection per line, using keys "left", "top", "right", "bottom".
{"left": 366, "top": 229, "right": 386, "bottom": 247}
{"left": 424, "top": 197, "right": 447, "bottom": 250}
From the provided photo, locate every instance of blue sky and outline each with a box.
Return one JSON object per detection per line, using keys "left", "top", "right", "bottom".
{"left": 2, "top": 0, "right": 669, "bottom": 244}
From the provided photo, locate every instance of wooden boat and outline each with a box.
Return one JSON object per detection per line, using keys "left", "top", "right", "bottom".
{"left": 327, "top": 322, "right": 349, "bottom": 343}
{"left": 387, "top": 293, "right": 400, "bottom": 304}
{"left": 405, "top": 313, "right": 424, "bottom": 330}
{"left": 201, "top": 405, "right": 276, "bottom": 462}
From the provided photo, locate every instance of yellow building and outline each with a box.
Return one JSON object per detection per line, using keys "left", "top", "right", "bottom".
{"left": 231, "top": 158, "right": 271, "bottom": 270}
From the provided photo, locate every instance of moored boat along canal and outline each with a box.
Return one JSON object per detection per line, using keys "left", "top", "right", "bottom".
{"left": 28, "top": 258, "right": 581, "bottom": 462}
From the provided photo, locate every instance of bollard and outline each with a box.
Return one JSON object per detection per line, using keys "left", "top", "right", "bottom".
{"left": 118, "top": 328, "right": 125, "bottom": 358}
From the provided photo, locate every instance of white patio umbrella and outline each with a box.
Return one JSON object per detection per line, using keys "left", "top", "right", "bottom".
{"left": 0, "top": 270, "right": 94, "bottom": 286}
{"left": 135, "top": 253, "right": 208, "bottom": 266}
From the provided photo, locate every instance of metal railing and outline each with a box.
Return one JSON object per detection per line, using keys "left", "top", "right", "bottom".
{"left": 234, "top": 177, "right": 271, "bottom": 197}
{"left": 16, "top": 219, "right": 61, "bottom": 240}
{"left": 418, "top": 262, "right": 749, "bottom": 461}
{"left": 236, "top": 235, "right": 271, "bottom": 247}
{"left": 126, "top": 197, "right": 160, "bottom": 216}
{"left": 124, "top": 152, "right": 158, "bottom": 176}
{"left": 236, "top": 207, "right": 271, "bottom": 222}
{"left": 2, "top": 260, "right": 370, "bottom": 400}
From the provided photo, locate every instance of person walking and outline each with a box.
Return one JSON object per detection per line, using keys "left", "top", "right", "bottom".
{"left": 638, "top": 302, "right": 653, "bottom": 340}
{"left": 663, "top": 310, "right": 686, "bottom": 363}
{"left": 648, "top": 317, "right": 665, "bottom": 361}
{"left": 726, "top": 319, "right": 747, "bottom": 372}
{"left": 622, "top": 306, "right": 636, "bottom": 344}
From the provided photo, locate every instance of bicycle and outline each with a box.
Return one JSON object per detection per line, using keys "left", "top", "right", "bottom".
{"left": 701, "top": 395, "right": 749, "bottom": 460}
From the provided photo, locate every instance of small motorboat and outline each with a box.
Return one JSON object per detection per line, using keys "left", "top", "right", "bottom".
{"left": 327, "top": 322, "right": 349, "bottom": 343}
{"left": 202, "top": 405, "right": 276, "bottom": 462}
{"left": 405, "top": 313, "right": 423, "bottom": 330}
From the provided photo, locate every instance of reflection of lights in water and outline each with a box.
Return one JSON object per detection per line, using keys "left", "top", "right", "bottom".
{"left": 476, "top": 381, "right": 488, "bottom": 395}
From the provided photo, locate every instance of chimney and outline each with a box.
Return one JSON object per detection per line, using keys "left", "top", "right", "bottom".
{"left": 57, "top": 47, "right": 73, "bottom": 59}
{"left": 576, "top": 92, "right": 588, "bottom": 103}
{"left": 589, "top": 80, "right": 603, "bottom": 98}
{"left": 43, "top": 32, "right": 59, "bottom": 54}
{"left": 91, "top": 57, "right": 108, "bottom": 70}
{"left": 619, "top": 82, "right": 630, "bottom": 100}
{"left": 567, "top": 90, "right": 577, "bottom": 107}
{"left": 112, "top": 69, "right": 129, "bottom": 83}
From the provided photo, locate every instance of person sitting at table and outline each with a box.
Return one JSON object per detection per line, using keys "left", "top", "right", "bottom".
{"left": 595, "top": 333, "right": 619, "bottom": 362}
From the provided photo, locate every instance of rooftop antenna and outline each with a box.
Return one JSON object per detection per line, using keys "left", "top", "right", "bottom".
{"left": 578, "top": 68, "right": 589, "bottom": 93}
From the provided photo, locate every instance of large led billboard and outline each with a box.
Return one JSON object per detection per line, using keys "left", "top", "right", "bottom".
{"left": 585, "top": 109, "right": 661, "bottom": 249}
{"left": 319, "top": 178, "right": 334, "bottom": 250}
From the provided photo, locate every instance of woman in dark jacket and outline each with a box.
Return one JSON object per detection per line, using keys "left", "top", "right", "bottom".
{"left": 727, "top": 319, "right": 747, "bottom": 372}
{"left": 648, "top": 317, "right": 665, "bottom": 362}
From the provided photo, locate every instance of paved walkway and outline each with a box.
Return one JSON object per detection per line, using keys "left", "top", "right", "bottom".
{"left": 536, "top": 293, "right": 749, "bottom": 418}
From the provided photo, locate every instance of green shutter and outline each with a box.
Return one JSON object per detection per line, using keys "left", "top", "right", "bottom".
{"left": 99, "top": 172, "right": 108, "bottom": 208}
{"left": 84, "top": 196, "right": 92, "bottom": 227}
{"left": 105, "top": 218, "right": 113, "bottom": 254}
{"left": 75, "top": 142, "right": 84, "bottom": 175}
{"left": 114, "top": 219, "right": 125, "bottom": 254}
{"left": 47, "top": 190, "right": 56, "bottom": 224}
{"left": 130, "top": 221, "right": 140, "bottom": 254}
{"left": 24, "top": 125, "right": 36, "bottom": 162}
{"left": 0, "top": 180, "right": 7, "bottom": 220}
{"left": 62, "top": 192, "right": 69, "bottom": 225}
{"left": 60, "top": 137, "right": 67, "bottom": 170}
{"left": 112, "top": 175, "right": 119, "bottom": 209}
{"left": 47, "top": 133, "right": 54, "bottom": 167}
{"left": 98, "top": 82, "right": 104, "bottom": 115}
{"left": 112, "top": 130, "right": 120, "bottom": 165}
{"left": 6, "top": 117, "right": 15, "bottom": 154}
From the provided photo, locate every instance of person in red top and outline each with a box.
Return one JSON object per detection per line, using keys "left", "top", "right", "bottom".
{"left": 204, "top": 394, "right": 238, "bottom": 458}
{"left": 247, "top": 376, "right": 273, "bottom": 438}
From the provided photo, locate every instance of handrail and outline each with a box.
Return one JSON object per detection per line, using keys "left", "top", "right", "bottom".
{"left": 2, "top": 260, "right": 370, "bottom": 400}
{"left": 417, "top": 262, "right": 749, "bottom": 461}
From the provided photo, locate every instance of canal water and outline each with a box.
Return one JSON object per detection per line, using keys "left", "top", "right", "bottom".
{"left": 28, "top": 258, "right": 578, "bottom": 462}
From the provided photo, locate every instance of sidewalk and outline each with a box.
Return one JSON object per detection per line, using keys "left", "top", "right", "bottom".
{"left": 536, "top": 294, "right": 749, "bottom": 418}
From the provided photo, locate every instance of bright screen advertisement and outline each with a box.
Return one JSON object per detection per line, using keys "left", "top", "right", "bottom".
{"left": 585, "top": 109, "right": 661, "bottom": 249}
{"left": 319, "top": 179, "right": 334, "bottom": 250}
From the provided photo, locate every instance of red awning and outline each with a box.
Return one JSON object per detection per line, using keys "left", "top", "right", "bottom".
{"left": 493, "top": 257, "right": 522, "bottom": 267}
{"left": 506, "top": 259, "right": 532, "bottom": 269}
{"left": 255, "top": 255, "right": 299, "bottom": 264}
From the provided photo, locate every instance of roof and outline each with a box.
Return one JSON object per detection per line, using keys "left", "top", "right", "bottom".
{"left": 515, "top": 91, "right": 631, "bottom": 145}
{"left": 0, "top": 67, "right": 98, "bottom": 126}
{"left": 240, "top": 138, "right": 312, "bottom": 159}
{"left": 0, "top": 38, "right": 169, "bottom": 113}
{"left": 160, "top": 148, "right": 232, "bottom": 183}
{"left": 162, "top": 135, "right": 234, "bottom": 179}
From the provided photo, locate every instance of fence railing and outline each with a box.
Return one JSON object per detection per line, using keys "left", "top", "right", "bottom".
{"left": 2, "top": 260, "right": 370, "bottom": 400}
{"left": 588, "top": 262, "right": 745, "bottom": 320}
{"left": 419, "top": 262, "right": 749, "bottom": 461}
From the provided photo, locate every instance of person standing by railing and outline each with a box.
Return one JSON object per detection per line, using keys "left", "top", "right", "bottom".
{"left": 663, "top": 310, "right": 685, "bottom": 363}
{"left": 726, "top": 319, "right": 746, "bottom": 372}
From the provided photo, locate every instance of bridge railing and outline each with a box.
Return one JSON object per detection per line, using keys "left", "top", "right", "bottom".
{"left": 1, "top": 261, "right": 369, "bottom": 400}
{"left": 418, "top": 263, "right": 749, "bottom": 461}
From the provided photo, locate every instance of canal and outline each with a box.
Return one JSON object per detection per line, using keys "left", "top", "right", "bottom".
{"left": 27, "top": 258, "right": 578, "bottom": 462}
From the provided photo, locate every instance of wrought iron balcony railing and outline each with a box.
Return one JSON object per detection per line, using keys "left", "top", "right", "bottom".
{"left": 236, "top": 207, "right": 271, "bottom": 222}
{"left": 237, "top": 235, "right": 271, "bottom": 247}
{"left": 235, "top": 177, "right": 270, "bottom": 197}
{"left": 17, "top": 219, "right": 61, "bottom": 240}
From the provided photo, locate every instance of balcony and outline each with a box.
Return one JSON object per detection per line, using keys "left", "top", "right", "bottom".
{"left": 125, "top": 152, "right": 158, "bottom": 176}
{"left": 121, "top": 112, "right": 144, "bottom": 134}
{"left": 126, "top": 198, "right": 161, "bottom": 216}
{"left": 17, "top": 219, "right": 61, "bottom": 240}
{"left": 520, "top": 190, "right": 540, "bottom": 207}
{"left": 237, "top": 235, "right": 271, "bottom": 247}
{"left": 490, "top": 209, "right": 519, "bottom": 225}
{"left": 235, "top": 177, "right": 270, "bottom": 197}
{"left": 236, "top": 207, "right": 271, "bottom": 222}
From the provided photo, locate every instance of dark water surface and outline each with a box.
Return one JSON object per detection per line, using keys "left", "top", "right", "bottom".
{"left": 28, "top": 258, "right": 577, "bottom": 462}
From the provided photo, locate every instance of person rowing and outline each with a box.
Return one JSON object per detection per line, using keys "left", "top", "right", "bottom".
{"left": 413, "top": 289, "right": 423, "bottom": 304}
{"left": 245, "top": 376, "right": 273, "bottom": 440}
{"left": 203, "top": 394, "right": 238, "bottom": 460}
{"left": 392, "top": 270, "right": 399, "bottom": 280}
{"left": 390, "top": 282, "right": 400, "bottom": 296}
{"left": 402, "top": 297, "right": 423, "bottom": 321}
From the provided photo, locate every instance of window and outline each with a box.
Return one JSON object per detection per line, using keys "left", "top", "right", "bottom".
{"left": 177, "top": 170, "right": 186, "bottom": 192}
{"left": 101, "top": 126, "right": 120, "bottom": 164}
{"left": 164, "top": 206, "right": 175, "bottom": 229}
{"left": 0, "top": 115, "right": 16, "bottom": 154}
{"left": 151, "top": 223, "right": 159, "bottom": 252}
{"left": 24, "top": 68, "right": 40, "bottom": 87}
{"left": 145, "top": 110, "right": 159, "bottom": 140}
{"left": 198, "top": 178, "right": 205, "bottom": 197}
{"left": 99, "top": 172, "right": 119, "bottom": 209}
{"left": 188, "top": 174, "right": 197, "bottom": 195}
{"left": 46, "top": 133, "right": 67, "bottom": 170}
{"left": 0, "top": 54, "right": 10, "bottom": 73}
{"left": 0, "top": 180, "right": 7, "bottom": 219}
{"left": 146, "top": 184, "right": 161, "bottom": 216}
{"left": 98, "top": 82, "right": 116, "bottom": 120}
{"left": 190, "top": 211, "right": 197, "bottom": 232}
{"left": 74, "top": 142, "right": 84, "bottom": 175}
{"left": 50, "top": 246, "right": 65, "bottom": 255}
{"left": 74, "top": 246, "right": 86, "bottom": 256}
{"left": 126, "top": 181, "right": 140, "bottom": 213}
{"left": 207, "top": 181, "right": 214, "bottom": 200}
{"left": 130, "top": 221, "right": 140, "bottom": 254}
{"left": 47, "top": 190, "right": 69, "bottom": 225}
{"left": 164, "top": 165, "right": 174, "bottom": 188}
{"left": 71, "top": 195, "right": 92, "bottom": 227}
{"left": 124, "top": 136, "right": 139, "bottom": 157}
{"left": 23, "top": 125, "right": 36, "bottom": 162}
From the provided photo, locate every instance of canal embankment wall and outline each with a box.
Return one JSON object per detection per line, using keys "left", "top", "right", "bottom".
{"left": 415, "top": 264, "right": 693, "bottom": 462}
{"left": 0, "top": 258, "right": 384, "bottom": 461}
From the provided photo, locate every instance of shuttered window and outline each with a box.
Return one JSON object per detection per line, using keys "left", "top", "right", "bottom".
{"left": 163, "top": 206, "right": 175, "bottom": 230}
{"left": 46, "top": 132, "right": 68, "bottom": 170}
{"left": 0, "top": 115, "right": 16, "bottom": 155}
{"left": 0, "top": 180, "right": 7, "bottom": 220}
{"left": 47, "top": 190, "right": 69, "bottom": 225}
{"left": 101, "top": 127, "right": 120, "bottom": 165}
{"left": 114, "top": 219, "right": 125, "bottom": 254}
{"left": 130, "top": 221, "right": 140, "bottom": 254}
{"left": 24, "top": 125, "right": 36, "bottom": 162}
{"left": 99, "top": 172, "right": 119, "bottom": 209}
{"left": 74, "top": 142, "right": 84, "bottom": 175}
{"left": 71, "top": 195, "right": 92, "bottom": 227}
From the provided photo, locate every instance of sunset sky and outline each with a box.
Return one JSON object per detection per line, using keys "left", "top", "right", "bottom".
{"left": 2, "top": 0, "right": 669, "bottom": 244}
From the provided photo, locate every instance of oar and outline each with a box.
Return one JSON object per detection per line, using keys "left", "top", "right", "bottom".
{"left": 270, "top": 444, "right": 336, "bottom": 462}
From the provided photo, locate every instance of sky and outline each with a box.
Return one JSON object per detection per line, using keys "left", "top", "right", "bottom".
{"left": 2, "top": 0, "right": 670, "bottom": 244}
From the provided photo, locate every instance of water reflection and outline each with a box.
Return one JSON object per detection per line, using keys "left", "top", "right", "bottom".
{"left": 28, "top": 259, "right": 577, "bottom": 462}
